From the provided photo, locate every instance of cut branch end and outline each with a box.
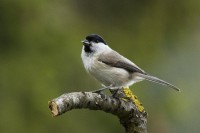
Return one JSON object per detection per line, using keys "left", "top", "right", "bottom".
{"left": 48, "top": 101, "right": 59, "bottom": 117}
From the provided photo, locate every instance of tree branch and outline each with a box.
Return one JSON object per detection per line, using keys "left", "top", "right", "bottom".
{"left": 48, "top": 89, "right": 147, "bottom": 133}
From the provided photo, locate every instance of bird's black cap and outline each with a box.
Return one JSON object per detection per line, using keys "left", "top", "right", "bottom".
{"left": 85, "top": 34, "right": 107, "bottom": 45}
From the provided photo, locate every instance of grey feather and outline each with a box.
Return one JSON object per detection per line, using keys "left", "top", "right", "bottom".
{"left": 97, "top": 50, "right": 180, "bottom": 91}
{"left": 98, "top": 50, "right": 147, "bottom": 74}
{"left": 135, "top": 73, "right": 180, "bottom": 91}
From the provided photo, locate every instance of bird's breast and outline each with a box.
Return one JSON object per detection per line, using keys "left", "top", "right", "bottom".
{"left": 89, "top": 59, "right": 131, "bottom": 87}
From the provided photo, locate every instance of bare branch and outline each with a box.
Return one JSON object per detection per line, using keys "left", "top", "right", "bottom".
{"left": 49, "top": 90, "right": 147, "bottom": 133}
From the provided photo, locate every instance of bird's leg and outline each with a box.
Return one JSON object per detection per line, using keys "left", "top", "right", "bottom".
{"left": 91, "top": 85, "right": 113, "bottom": 94}
{"left": 109, "top": 87, "right": 121, "bottom": 98}
{"left": 91, "top": 87, "right": 107, "bottom": 94}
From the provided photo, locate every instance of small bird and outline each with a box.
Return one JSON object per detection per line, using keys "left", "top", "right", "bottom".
{"left": 81, "top": 34, "right": 180, "bottom": 92}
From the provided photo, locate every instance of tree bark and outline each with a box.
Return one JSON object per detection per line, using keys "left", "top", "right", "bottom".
{"left": 48, "top": 89, "right": 147, "bottom": 133}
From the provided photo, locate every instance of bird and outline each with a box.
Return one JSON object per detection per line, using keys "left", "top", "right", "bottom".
{"left": 81, "top": 34, "right": 180, "bottom": 92}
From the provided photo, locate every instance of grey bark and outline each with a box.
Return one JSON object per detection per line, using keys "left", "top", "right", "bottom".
{"left": 48, "top": 90, "right": 147, "bottom": 133}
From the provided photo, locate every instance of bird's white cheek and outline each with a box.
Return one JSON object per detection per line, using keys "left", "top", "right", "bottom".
{"left": 81, "top": 50, "right": 92, "bottom": 72}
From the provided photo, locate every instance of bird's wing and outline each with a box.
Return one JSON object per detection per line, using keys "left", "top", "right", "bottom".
{"left": 98, "top": 50, "right": 180, "bottom": 91}
{"left": 98, "top": 50, "right": 147, "bottom": 74}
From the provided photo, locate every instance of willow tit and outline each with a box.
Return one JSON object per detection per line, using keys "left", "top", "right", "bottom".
{"left": 81, "top": 34, "right": 180, "bottom": 92}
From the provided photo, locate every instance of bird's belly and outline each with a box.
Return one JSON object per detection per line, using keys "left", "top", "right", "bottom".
{"left": 89, "top": 63, "right": 130, "bottom": 87}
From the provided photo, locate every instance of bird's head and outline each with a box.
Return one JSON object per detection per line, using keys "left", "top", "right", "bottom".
{"left": 81, "top": 34, "right": 108, "bottom": 53}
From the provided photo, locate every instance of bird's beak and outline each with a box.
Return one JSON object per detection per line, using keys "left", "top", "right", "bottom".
{"left": 81, "top": 39, "right": 90, "bottom": 45}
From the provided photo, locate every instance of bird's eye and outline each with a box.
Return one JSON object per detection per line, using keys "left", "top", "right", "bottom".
{"left": 96, "top": 40, "right": 99, "bottom": 43}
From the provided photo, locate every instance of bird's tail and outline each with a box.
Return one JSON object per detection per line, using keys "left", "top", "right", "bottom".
{"left": 136, "top": 73, "right": 180, "bottom": 91}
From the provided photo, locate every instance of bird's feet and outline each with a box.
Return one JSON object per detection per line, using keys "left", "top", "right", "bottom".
{"left": 91, "top": 85, "right": 113, "bottom": 94}
{"left": 91, "top": 85, "right": 120, "bottom": 95}
{"left": 92, "top": 87, "right": 107, "bottom": 94}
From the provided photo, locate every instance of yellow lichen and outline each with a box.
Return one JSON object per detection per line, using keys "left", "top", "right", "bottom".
{"left": 123, "top": 87, "right": 144, "bottom": 112}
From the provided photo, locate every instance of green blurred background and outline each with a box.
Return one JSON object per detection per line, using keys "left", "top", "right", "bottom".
{"left": 0, "top": 0, "right": 200, "bottom": 133}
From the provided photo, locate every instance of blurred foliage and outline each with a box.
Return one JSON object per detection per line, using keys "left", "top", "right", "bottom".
{"left": 0, "top": 0, "right": 200, "bottom": 133}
